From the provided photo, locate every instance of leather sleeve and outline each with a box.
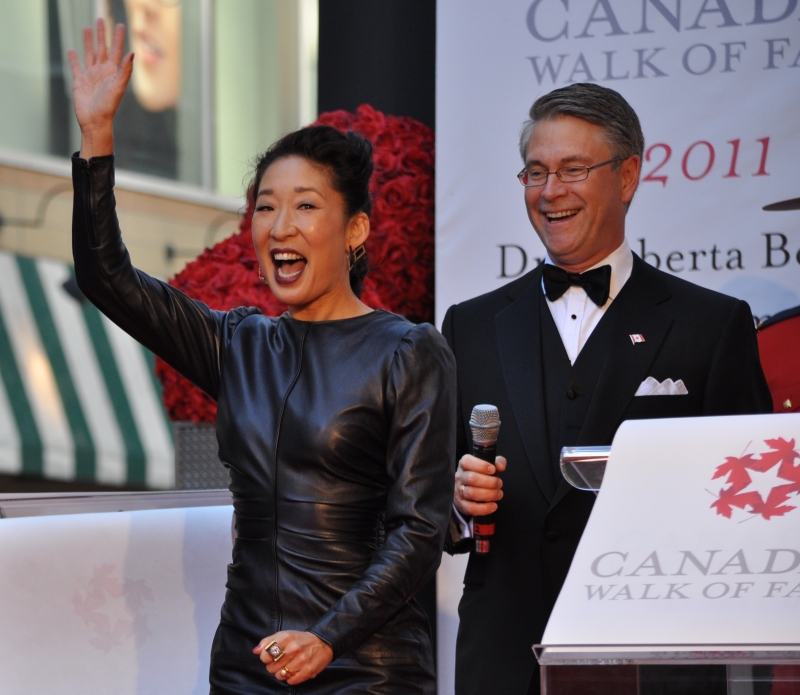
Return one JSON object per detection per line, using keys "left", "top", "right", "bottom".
{"left": 701, "top": 299, "right": 773, "bottom": 416}
{"left": 441, "top": 304, "right": 475, "bottom": 555}
{"left": 307, "top": 323, "right": 456, "bottom": 658}
{"left": 71, "top": 154, "right": 252, "bottom": 400}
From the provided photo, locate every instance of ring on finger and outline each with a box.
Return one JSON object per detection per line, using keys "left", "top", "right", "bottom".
{"left": 280, "top": 666, "right": 295, "bottom": 678}
{"left": 264, "top": 640, "right": 285, "bottom": 662}
{"left": 459, "top": 484, "right": 466, "bottom": 498}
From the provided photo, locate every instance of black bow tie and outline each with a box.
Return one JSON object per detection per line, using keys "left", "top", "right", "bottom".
{"left": 542, "top": 264, "right": 612, "bottom": 306}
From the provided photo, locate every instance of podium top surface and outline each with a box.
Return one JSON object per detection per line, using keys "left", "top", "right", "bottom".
{"left": 535, "top": 643, "right": 800, "bottom": 665}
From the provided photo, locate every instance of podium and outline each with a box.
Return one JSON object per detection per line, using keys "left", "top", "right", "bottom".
{"left": 535, "top": 415, "right": 800, "bottom": 694}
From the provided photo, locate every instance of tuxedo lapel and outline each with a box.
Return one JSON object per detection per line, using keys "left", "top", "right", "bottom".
{"left": 495, "top": 267, "right": 556, "bottom": 501}
{"left": 549, "top": 256, "right": 674, "bottom": 509}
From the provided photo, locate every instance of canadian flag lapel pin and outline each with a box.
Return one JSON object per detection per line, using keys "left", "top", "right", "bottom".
{"left": 629, "top": 334, "right": 645, "bottom": 344}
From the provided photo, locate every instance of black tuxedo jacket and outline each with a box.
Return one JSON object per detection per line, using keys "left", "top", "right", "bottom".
{"left": 441, "top": 254, "right": 772, "bottom": 695}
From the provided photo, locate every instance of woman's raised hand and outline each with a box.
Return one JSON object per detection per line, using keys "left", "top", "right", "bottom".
{"left": 67, "top": 19, "right": 133, "bottom": 159}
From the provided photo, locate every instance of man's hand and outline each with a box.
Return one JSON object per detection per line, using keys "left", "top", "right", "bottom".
{"left": 454, "top": 454, "right": 506, "bottom": 517}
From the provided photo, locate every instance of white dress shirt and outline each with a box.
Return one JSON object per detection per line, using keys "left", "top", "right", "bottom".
{"left": 543, "top": 238, "right": 633, "bottom": 364}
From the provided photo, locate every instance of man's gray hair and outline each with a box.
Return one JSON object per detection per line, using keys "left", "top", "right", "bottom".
{"left": 518, "top": 83, "right": 645, "bottom": 165}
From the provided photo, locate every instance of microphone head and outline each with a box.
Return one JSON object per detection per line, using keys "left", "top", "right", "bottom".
{"left": 469, "top": 404, "right": 500, "bottom": 446}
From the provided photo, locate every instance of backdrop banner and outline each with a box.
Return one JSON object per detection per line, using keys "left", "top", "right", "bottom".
{"left": 435, "top": 1, "right": 800, "bottom": 692}
{"left": 435, "top": 0, "right": 800, "bottom": 328}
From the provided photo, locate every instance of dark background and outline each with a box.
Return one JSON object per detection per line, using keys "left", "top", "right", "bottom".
{"left": 318, "top": 0, "right": 436, "bottom": 129}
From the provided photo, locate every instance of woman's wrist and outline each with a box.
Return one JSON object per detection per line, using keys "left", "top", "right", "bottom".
{"left": 305, "top": 629, "right": 335, "bottom": 657}
{"left": 79, "top": 124, "right": 114, "bottom": 160}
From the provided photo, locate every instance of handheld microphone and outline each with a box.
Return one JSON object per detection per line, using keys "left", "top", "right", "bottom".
{"left": 469, "top": 404, "right": 501, "bottom": 554}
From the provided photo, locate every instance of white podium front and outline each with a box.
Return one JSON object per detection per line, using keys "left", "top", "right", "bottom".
{"left": 0, "top": 491, "right": 233, "bottom": 695}
{"left": 536, "top": 414, "right": 800, "bottom": 694}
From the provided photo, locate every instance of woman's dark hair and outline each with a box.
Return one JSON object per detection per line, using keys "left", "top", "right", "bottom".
{"left": 248, "top": 125, "right": 373, "bottom": 297}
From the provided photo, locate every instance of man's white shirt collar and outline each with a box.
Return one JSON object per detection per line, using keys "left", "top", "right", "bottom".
{"left": 542, "top": 238, "right": 633, "bottom": 303}
{"left": 542, "top": 239, "right": 634, "bottom": 364}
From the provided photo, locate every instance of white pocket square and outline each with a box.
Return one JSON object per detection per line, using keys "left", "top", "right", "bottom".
{"left": 634, "top": 377, "right": 689, "bottom": 396}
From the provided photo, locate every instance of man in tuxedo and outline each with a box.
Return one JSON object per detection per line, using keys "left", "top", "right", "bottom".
{"left": 442, "top": 83, "right": 772, "bottom": 695}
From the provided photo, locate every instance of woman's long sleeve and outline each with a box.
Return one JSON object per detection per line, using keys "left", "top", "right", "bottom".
{"left": 307, "top": 323, "right": 456, "bottom": 658}
{"left": 72, "top": 154, "right": 252, "bottom": 400}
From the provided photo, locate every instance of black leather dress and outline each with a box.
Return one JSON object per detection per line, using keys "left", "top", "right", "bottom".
{"left": 72, "top": 155, "right": 456, "bottom": 694}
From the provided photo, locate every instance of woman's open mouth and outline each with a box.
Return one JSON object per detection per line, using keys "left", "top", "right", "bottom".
{"left": 272, "top": 251, "right": 307, "bottom": 284}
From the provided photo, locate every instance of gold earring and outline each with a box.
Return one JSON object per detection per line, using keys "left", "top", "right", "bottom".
{"left": 258, "top": 268, "right": 268, "bottom": 285}
{"left": 347, "top": 245, "right": 366, "bottom": 271}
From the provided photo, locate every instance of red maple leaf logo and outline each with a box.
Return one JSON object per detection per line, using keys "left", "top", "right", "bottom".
{"left": 710, "top": 438, "right": 800, "bottom": 521}
{"left": 761, "top": 438, "right": 800, "bottom": 494}
{"left": 747, "top": 485, "right": 798, "bottom": 520}
{"left": 72, "top": 565, "right": 154, "bottom": 652}
{"left": 710, "top": 486, "right": 762, "bottom": 519}
{"left": 711, "top": 454, "right": 766, "bottom": 489}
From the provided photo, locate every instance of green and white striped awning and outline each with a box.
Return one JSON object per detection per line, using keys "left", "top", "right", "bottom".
{"left": 0, "top": 251, "right": 174, "bottom": 488}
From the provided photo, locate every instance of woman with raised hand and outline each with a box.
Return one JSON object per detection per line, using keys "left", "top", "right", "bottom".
{"left": 69, "top": 20, "right": 455, "bottom": 694}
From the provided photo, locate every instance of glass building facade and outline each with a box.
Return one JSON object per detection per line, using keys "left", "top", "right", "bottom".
{"left": 0, "top": 0, "right": 318, "bottom": 197}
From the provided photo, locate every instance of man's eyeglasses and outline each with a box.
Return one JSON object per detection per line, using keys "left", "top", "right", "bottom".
{"left": 517, "top": 157, "right": 624, "bottom": 187}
